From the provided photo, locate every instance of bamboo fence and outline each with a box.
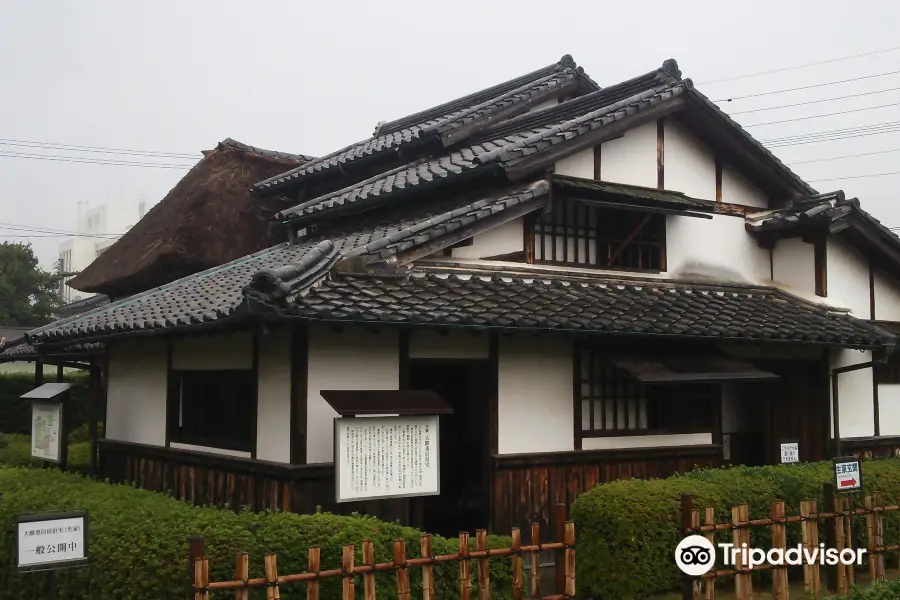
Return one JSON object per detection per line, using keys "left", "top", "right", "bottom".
{"left": 189, "top": 521, "right": 574, "bottom": 600}
{"left": 679, "top": 483, "right": 900, "bottom": 599}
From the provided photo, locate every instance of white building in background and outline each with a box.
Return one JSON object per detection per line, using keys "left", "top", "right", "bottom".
{"left": 58, "top": 199, "right": 148, "bottom": 301}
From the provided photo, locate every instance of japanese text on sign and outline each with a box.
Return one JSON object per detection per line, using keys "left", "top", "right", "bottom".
{"left": 834, "top": 458, "right": 862, "bottom": 492}
{"left": 335, "top": 415, "right": 439, "bottom": 502}
{"left": 31, "top": 402, "right": 62, "bottom": 462}
{"left": 780, "top": 442, "right": 799, "bottom": 464}
{"left": 17, "top": 515, "right": 87, "bottom": 570}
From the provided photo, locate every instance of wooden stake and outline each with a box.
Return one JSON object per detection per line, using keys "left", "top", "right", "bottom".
{"left": 511, "top": 528, "right": 523, "bottom": 600}
{"left": 265, "top": 553, "right": 280, "bottom": 600}
{"left": 395, "top": 540, "right": 411, "bottom": 600}
{"left": 704, "top": 507, "right": 716, "bottom": 600}
{"left": 235, "top": 552, "right": 249, "bottom": 600}
{"left": 866, "top": 495, "right": 876, "bottom": 584}
{"left": 476, "top": 529, "right": 490, "bottom": 600}
{"left": 194, "top": 557, "right": 210, "bottom": 600}
{"left": 732, "top": 505, "right": 750, "bottom": 600}
{"left": 845, "top": 496, "right": 854, "bottom": 589}
{"left": 342, "top": 544, "right": 355, "bottom": 600}
{"left": 564, "top": 521, "right": 575, "bottom": 599}
{"left": 835, "top": 494, "right": 847, "bottom": 596}
{"left": 530, "top": 523, "right": 541, "bottom": 598}
{"left": 307, "top": 547, "right": 321, "bottom": 600}
{"left": 363, "top": 541, "right": 376, "bottom": 600}
{"left": 552, "top": 503, "right": 566, "bottom": 595}
{"left": 741, "top": 504, "right": 753, "bottom": 600}
{"left": 771, "top": 502, "right": 788, "bottom": 600}
{"left": 874, "top": 492, "right": 885, "bottom": 582}
{"left": 800, "top": 499, "right": 821, "bottom": 598}
{"left": 420, "top": 535, "right": 434, "bottom": 600}
{"left": 460, "top": 532, "right": 472, "bottom": 600}
{"left": 189, "top": 535, "right": 205, "bottom": 600}
{"left": 691, "top": 509, "right": 702, "bottom": 600}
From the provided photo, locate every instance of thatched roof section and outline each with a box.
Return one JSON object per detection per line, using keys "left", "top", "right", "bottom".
{"left": 67, "top": 139, "right": 313, "bottom": 298}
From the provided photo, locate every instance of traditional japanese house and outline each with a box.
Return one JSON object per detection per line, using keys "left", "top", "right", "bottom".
{"left": 27, "top": 55, "right": 900, "bottom": 536}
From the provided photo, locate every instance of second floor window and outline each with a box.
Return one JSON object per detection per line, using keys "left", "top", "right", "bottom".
{"left": 530, "top": 198, "right": 665, "bottom": 271}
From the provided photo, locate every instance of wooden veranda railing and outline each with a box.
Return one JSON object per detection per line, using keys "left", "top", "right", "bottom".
{"left": 189, "top": 521, "right": 575, "bottom": 600}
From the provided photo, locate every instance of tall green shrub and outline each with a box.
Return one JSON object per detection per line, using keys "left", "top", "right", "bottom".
{"left": 571, "top": 459, "right": 900, "bottom": 599}
{"left": 0, "top": 468, "right": 512, "bottom": 600}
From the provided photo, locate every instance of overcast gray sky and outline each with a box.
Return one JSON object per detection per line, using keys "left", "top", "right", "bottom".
{"left": 2, "top": 0, "right": 900, "bottom": 269}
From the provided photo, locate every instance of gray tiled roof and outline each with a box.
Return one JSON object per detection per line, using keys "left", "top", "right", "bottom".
{"left": 217, "top": 138, "right": 315, "bottom": 163}
{"left": 289, "top": 269, "right": 893, "bottom": 349}
{"left": 0, "top": 337, "right": 102, "bottom": 363}
{"left": 252, "top": 57, "right": 588, "bottom": 194}
{"left": 552, "top": 175, "right": 714, "bottom": 210}
{"left": 27, "top": 184, "right": 553, "bottom": 344}
{"left": 277, "top": 80, "right": 690, "bottom": 222}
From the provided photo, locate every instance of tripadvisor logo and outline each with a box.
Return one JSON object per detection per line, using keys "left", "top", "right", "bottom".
{"left": 675, "top": 535, "right": 867, "bottom": 576}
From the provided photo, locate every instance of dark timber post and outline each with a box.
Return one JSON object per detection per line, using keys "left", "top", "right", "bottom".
{"left": 680, "top": 493, "right": 694, "bottom": 600}
{"left": 34, "top": 359, "right": 43, "bottom": 387}
{"left": 824, "top": 482, "right": 837, "bottom": 592}
{"left": 88, "top": 362, "right": 101, "bottom": 477}
{"left": 553, "top": 502, "right": 566, "bottom": 595}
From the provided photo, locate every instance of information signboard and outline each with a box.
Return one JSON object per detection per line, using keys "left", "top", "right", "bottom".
{"left": 833, "top": 456, "right": 862, "bottom": 493}
{"left": 31, "top": 402, "right": 63, "bottom": 463}
{"left": 780, "top": 440, "right": 800, "bottom": 464}
{"left": 16, "top": 511, "right": 88, "bottom": 572}
{"left": 334, "top": 414, "right": 440, "bottom": 503}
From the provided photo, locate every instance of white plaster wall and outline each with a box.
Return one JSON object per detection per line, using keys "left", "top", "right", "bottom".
{"left": 256, "top": 328, "right": 292, "bottom": 463}
{"left": 873, "top": 270, "right": 900, "bottom": 321}
{"left": 554, "top": 146, "right": 593, "bottom": 179}
{"left": 105, "top": 339, "right": 168, "bottom": 446}
{"left": 722, "top": 166, "right": 769, "bottom": 209}
{"left": 451, "top": 218, "right": 523, "bottom": 259}
{"left": 172, "top": 331, "right": 253, "bottom": 370}
{"left": 664, "top": 119, "right": 716, "bottom": 201}
{"left": 830, "top": 349, "right": 875, "bottom": 438}
{"left": 879, "top": 385, "right": 900, "bottom": 436}
{"left": 498, "top": 336, "right": 573, "bottom": 454}
{"left": 306, "top": 326, "right": 399, "bottom": 463}
{"left": 773, "top": 238, "right": 815, "bottom": 296}
{"left": 409, "top": 330, "right": 488, "bottom": 359}
{"left": 665, "top": 213, "right": 769, "bottom": 283}
{"left": 582, "top": 433, "right": 712, "bottom": 450}
{"left": 827, "top": 239, "right": 871, "bottom": 318}
{"left": 598, "top": 121, "right": 657, "bottom": 187}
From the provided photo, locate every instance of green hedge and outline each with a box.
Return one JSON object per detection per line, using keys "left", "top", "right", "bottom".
{"left": 571, "top": 459, "right": 900, "bottom": 599}
{"left": 0, "top": 468, "right": 514, "bottom": 600}
{"left": 0, "top": 372, "right": 90, "bottom": 435}
{"left": 830, "top": 579, "right": 900, "bottom": 600}
{"left": 0, "top": 434, "right": 91, "bottom": 471}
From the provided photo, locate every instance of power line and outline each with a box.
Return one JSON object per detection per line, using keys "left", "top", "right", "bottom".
{"left": 728, "top": 86, "right": 900, "bottom": 115}
{"left": 788, "top": 148, "right": 900, "bottom": 165}
{"left": 760, "top": 121, "right": 900, "bottom": 148}
{"left": 807, "top": 171, "right": 900, "bottom": 182}
{"left": 698, "top": 46, "right": 900, "bottom": 85}
{"left": 0, "top": 138, "right": 200, "bottom": 160}
{"left": 713, "top": 69, "right": 900, "bottom": 103}
{"left": 0, "top": 222, "right": 123, "bottom": 237}
{"left": 0, "top": 151, "right": 193, "bottom": 169}
{"left": 742, "top": 100, "right": 900, "bottom": 127}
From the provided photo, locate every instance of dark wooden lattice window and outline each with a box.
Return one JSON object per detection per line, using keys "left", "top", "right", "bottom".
{"left": 531, "top": 198, "right": 666, "bottom": 271}
{"left": 579, "top": 348, "right": 715, "bottom": 436}
{"left": 171, "top": 370, "right": 256, "bottom": 452}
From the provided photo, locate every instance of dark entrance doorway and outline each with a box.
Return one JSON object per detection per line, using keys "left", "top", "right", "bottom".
{"left": 408, "top": 360, "right": 490, "bottom": 538}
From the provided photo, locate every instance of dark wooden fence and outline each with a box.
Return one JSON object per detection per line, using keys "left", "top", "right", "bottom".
{"left": 679, "top": 484, "right": 898, "bottom": 599}
{"left": 188, "top": 521, "right": 575, "bottom": 600}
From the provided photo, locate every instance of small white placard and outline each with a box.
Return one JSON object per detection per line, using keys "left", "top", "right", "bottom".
{"left": 335, "top": 414, "right": 440, "bottom": 502}
{"left": 17, "top": 514, "right": 87, "bottom": 570}
{"left": 780, "top": 442, "right": 799, "bottom": 464}
{"left": 31, "top": 402, "right": 62, "bottom": 463}
{"left": 835, "top": 459, "right": 862, "bottom": 492}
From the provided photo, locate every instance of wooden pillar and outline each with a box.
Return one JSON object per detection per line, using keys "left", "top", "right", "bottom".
{"left": 56, "top": 363, "right": 63, "bottom": 382}
{"left": 34, "top": 359, "right": 43, "bottom": 386}
{"left": 88, "top": 360, "right": 101, "bottom": 477}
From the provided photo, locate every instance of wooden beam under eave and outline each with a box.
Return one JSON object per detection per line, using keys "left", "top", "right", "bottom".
{"left": 814, "top": 235, "right": 828, "bottom": 297}
{"left": 657, "top": 118, "right": 665, "bottom": 190}
{"left": 715, "top": 157, "right": 723, "bottom": 202}
{"left": 290, "top": 325, "right": 309, "bottom": 465}
{"left": 870, "top": 261, "right": 877, "bottom": 320}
